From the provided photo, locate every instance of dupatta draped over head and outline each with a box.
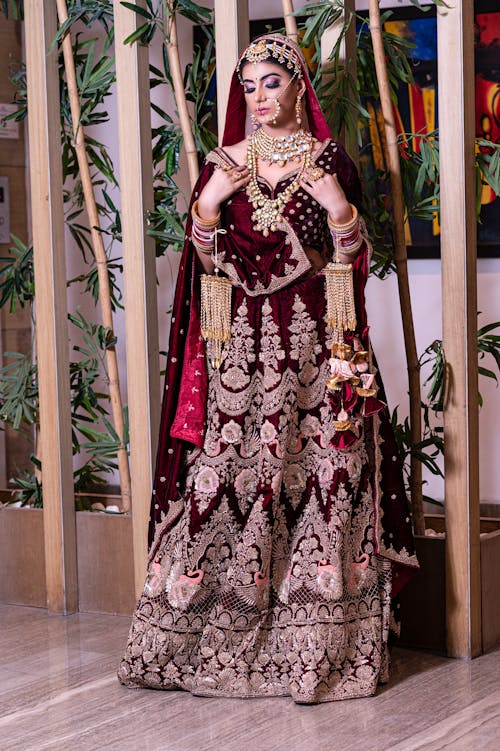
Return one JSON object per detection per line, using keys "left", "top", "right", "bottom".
{"left": 147, "top": 34, "right": 416, "bottom": 596}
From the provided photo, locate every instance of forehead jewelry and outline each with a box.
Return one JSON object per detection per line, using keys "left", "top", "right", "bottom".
{"left": 237, "top": 38, "right": 302, "bottom": 82}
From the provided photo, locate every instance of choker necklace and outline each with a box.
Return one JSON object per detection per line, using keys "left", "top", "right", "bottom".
{"left": 252, "top": 127, "right": 314, "bottom": 168}
{"left": 246, "top": 128, "right": 315, "bottom": 236}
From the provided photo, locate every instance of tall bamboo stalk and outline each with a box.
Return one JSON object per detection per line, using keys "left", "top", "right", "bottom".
{"left": 281, "top": 0, "right": 299, "bottom": 41}
{"left": 55, "top": 0, "right": 132, "bottom": 511}
{"left": 164, "top": 1, "right": 200, "bottom": 189}
{"left": 368, "top": 0, "right": 424, "bottom": 535}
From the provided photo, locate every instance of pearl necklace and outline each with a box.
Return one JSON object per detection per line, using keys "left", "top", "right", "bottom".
{"left": 246, "top": 129, "right": 315, "bottom": 237}
{"left": 252, "top": 127, "right": 314, "bottom": 167}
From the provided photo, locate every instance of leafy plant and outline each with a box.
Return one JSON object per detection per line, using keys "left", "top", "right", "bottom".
{"left": 297, "top": 1, "right": 500, "bottom": 507}
{"left": 0, "top": 6, "right": 125, "bottom": 504}
{"left": 2, "top": 0, "right": 499, "bottom": 513}
{"left": 0, "top": 0, "right": 217, "bottom": 505}
{"left": 392, "top": 319, "right": 500, "bottom": 507}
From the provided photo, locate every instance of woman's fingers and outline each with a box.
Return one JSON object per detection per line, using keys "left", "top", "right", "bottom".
{"left": 298, "top": 171, "right": 348, "bottom": 215}
{"left": 220, "top": 164, "right": 250, "bottom": 184}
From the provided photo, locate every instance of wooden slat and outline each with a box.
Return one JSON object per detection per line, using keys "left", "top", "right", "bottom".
{"left": 25, "top": 0, "right": 77, "bottom": 613}
{"left": 114, "top": 1, "right": 160, "bottom": 596}
{"left": 281, "top": 0, "right": 298, "bottom": 41}
{"left": 437, "top": 1, "right": 481, "bottom": 658}
{"left": 214, "top": 0, "right": 249, "bottom": 145}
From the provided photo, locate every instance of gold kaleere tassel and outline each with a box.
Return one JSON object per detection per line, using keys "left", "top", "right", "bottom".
{"left": 324, "top": 236, "right": 357, "bottom": 434}
{"left": 200, "top": 228, "right": 232, "bottom": 369}
{"left": 324, "top": 238, "right": 357, "bottom": 343}
{"left": 324, "top": 261, "right": 356, "bottom": 336}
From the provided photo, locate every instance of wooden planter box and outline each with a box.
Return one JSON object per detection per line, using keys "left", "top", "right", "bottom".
{"left": 399, "top": 516, "right": 500, "bottom": 654}
{"left": 0, "top": 507, "right": 135, "bottom": 614}
{"left": 2, "top": 507, "right": 499, "bottom": 650}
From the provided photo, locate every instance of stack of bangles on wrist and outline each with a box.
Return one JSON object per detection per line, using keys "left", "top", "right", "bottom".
{"left": 327, "top": 204, "right": 363, "bottom": 255}
{"left": 191, "top": 200, "right": 221, "bottom": 255}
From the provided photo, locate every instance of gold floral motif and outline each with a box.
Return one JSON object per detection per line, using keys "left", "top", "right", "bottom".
{"left": 123, "top": 145, "right": 413, "bottom": 702}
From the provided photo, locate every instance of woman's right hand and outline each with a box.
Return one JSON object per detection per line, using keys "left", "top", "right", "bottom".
{"left": 197, "top": 164, "right": 250, "bottom": 220}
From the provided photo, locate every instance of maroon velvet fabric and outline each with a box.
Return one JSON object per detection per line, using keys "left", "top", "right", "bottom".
{"left": 149, "top": 141, "right": 363, "bottom": 555}
{"left": 148, "top": 165, "right": 215, "bottom": 549}
{"left": 148, "top": 37, "right": 418, "bottom": 599}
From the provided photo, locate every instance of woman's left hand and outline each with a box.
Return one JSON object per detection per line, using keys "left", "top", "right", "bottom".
{"left": 299, "top": 169, "right": 352, "bottom": 225}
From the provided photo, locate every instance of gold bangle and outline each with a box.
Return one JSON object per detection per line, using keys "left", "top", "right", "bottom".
{"left": 192, "top": 199, "right": 221, "bottom": 229}
{"left": 337, "top": 238, "right": 363, "bottom": 256}
{"left": 327, "top": 204, "right": 359, "bottom": 232}
{"left": 193, "top": 242, "right": 214, "bottom": 255}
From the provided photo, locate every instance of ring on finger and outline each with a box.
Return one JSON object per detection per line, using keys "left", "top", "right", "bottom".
{"left": 308, "top": 167, "right": 325, "bottom": 182}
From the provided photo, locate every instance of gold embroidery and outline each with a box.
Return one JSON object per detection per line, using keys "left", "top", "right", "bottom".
{"left": 122, "top": 155, "right": 411, "bottom": 702}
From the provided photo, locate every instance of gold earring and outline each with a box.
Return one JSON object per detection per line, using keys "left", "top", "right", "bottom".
{"left": 250, "top": 113, "right": 258, "bottom": 131}
{"left": 295, "top": 94, "right": 303, "bottom": 126}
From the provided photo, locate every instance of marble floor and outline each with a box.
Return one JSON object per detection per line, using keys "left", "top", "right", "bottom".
{"left": 0, "top": 604, "right": 499, "bottom": 751}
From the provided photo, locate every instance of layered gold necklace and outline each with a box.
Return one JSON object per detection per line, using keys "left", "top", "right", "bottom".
{"left": 246, "top": 128, "right": 315, "bottom": 237}
{"left": 252, "top": 128, "right": 314, "bottom": 167}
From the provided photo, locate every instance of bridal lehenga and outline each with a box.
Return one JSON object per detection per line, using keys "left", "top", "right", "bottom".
{"left": 118, "top": 35, "right": 418, "bottom": 704}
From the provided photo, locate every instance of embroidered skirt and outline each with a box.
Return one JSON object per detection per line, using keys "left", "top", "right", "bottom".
{"left": 118, "top": 273, "right": 406, "bottom": 703}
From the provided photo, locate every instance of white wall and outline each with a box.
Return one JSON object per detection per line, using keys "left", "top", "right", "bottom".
{"left": 367, "top": 260, "right": 500, "bottom": 504}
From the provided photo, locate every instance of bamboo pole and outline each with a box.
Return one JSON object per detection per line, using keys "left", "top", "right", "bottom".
{"left": 55, "top": 0, "right": 132, "bottom": 512}
{"left": 281, "top": 0, "right": 298, "bottom": 42}
{"left": 164, "top": 1, "right": 199, "bottom": 189}
{"left": 368, "top": 0, "right": 424, "bottom": 535}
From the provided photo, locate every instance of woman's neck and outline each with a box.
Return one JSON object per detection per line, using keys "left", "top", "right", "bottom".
{"left": 260, "top": 123, "right": 303, "bottom": 138}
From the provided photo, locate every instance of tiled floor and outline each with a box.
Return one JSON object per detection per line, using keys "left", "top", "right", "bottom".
{"left": 0, "top": 604, "right": 499, "bottom": 751}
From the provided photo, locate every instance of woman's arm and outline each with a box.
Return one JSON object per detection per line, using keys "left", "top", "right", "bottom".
{"left": 192, "top": 159, "right": 250, "bottom": 274}
{"left": 299, "top": 142, "right": 366, "bottom": 264}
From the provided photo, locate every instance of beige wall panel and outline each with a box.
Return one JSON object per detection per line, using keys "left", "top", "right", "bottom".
{"left": 25, "top": 0, "right": 77, "bottom": 613}
{"left": 114, "top": 1, "right": 160, "bottom": 596}
{"left": 0, "top": 507, "right": 46, "bottom": 607}
{"left": 437, "top": 2, "right": 481, "bottom": 657}
{"left": 214, "top": 0, "right": 249, "bottom": 143}
{"left": 77, "top": 513, "right": 135, "bottom": 615}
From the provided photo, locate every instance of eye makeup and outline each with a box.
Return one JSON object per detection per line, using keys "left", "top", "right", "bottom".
{"left": 242, "top": 73, "right": 283, "bottom": 94}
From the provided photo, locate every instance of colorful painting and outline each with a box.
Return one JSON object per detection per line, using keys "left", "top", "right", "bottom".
{"left": 475, "top": 5, "right": 500, "bottom": 249}
{"left": 361, "top": 1, "right": 500, "bottom": 257}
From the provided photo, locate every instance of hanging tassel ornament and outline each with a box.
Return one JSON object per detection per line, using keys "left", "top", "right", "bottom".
{"left": 333, "top": 401, "right": 352, "bottom": 432}
{"left": 200, "top": 228, "right": 232, "bottom": 369}
{"left": 323, "top": 236, "right": 357, "bottom": 345}
{"left": 324, "top": 218, "right": 359, "bottom": 443}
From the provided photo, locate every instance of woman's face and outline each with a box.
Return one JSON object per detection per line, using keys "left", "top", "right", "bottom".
{"left": 241, "top": 60, "right": 304, "bottom": 130}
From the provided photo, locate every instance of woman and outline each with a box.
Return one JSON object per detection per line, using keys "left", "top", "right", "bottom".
{"left": 118, "top": 34, "right": 418, "bottom": 703}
